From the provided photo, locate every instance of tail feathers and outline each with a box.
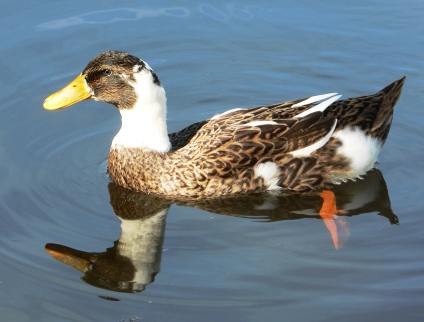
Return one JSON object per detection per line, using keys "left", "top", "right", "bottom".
{"left": 379, "top": 76, "right": 406, "bottom": 99}
{"left": 323, "top": 77, "right": 405, "bottom": 143}
{"left": 371, "top": 76, "right": 405, "bottom": 143}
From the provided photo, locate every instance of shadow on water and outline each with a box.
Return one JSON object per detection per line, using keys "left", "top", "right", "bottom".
{"left": 45, "top": 169, "right": 397, "bottom": 293}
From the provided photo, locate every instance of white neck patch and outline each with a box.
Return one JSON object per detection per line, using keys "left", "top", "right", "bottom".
{"left": 111, "top": 71, "right": 171, "bottom": 153}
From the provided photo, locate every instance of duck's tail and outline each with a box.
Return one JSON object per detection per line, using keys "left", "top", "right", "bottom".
{"left": 370, "top": 76, "right": 406, "bottom": 143}
{"left": 325, "top": 76, "right": 406, "bottom": 145}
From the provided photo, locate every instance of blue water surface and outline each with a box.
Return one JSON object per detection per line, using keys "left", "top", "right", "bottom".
{"left": 0, "top": 1, "right": 423, "bottom": 321}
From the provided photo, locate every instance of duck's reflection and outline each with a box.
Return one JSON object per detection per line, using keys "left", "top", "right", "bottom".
{"left": 46, "top": 191, "right": 170, "bottom": 293}
{"left": 45, "top": 169, "right": 398, "bottom": 293}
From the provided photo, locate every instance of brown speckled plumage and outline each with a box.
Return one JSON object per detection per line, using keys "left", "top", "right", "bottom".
{"left": 108, "top": 75, "right": 404, "bottom": 197}
{"left": 44, "top": 51, "right": 405, "bottom": 198}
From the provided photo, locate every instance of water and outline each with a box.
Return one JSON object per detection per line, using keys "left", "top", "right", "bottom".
{"left": 1, "top": 1, "right": 423, "bottom": 321}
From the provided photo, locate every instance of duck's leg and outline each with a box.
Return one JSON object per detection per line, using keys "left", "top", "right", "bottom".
{"left": 319, "top": 190, "right": 349, "bottom": 249}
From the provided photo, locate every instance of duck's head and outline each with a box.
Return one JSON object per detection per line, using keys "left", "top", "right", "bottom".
{"left": 43, "top": 50, "right": 163, "bottom": 111}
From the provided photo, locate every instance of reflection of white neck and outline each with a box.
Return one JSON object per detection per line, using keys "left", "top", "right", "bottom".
{"left": 111, "top": 71, "right": 171, "bottom": 153}
{"left": 118, "top": 209, "right": 168, "bottom": 286}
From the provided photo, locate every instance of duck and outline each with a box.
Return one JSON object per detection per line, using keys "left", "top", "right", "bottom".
{"left": 43, "top": 50, "right": 405, "bottom": 198}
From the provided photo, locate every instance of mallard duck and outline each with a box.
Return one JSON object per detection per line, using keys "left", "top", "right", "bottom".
{"left": 43, "top": 51, "right": 405, "bottom": 198}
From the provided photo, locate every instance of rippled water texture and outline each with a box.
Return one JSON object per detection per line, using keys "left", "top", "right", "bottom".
{"left": 1, "top": 1, "right": 423, "bottom": 321}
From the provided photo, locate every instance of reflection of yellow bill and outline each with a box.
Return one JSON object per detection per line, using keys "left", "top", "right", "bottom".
{"left": 43, "top": 74, "right": 91, "bottom": 110}
{"left": 45, "top": 243, "right": 90, "bottom": 273}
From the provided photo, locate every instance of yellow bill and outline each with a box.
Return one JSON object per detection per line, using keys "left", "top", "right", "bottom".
{"left": 43, "top": 74, "right": 92, "bottom": 110}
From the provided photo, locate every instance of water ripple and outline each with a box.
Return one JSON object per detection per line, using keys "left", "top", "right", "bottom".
{"left": 38, "top": 7, "right": 190, "bottom": 30}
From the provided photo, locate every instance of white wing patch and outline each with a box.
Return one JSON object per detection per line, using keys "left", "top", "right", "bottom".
{"left": 293, "top": 93, "right": 338, "bottom": 107}
{"left": 210, "top": 108, "right": 243, "bottom": 120}
{"left": 296, "top": 94, "right": 341, "bottom": 118}
{"left": 243, "top": 120, "right": 278, "bottom": 127}
{"left": 291, "top": 119, "right": 338, "bottom": 157}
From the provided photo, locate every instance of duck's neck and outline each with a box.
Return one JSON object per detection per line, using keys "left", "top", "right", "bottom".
{"left": 111, "top": 80, "right": 171, "bottom": 153}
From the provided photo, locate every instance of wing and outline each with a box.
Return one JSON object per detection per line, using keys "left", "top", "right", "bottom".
{"left": 168, "top": 121, "right": 207, "bottom": 150}
{"left": 167, "top": 92, "right": 340, "bottom": 183}
{"left": 176, "top": 110, "right": 337, "bottom": 178}
{"left": 168, "top": 92, "right": 340, "bottom": 151}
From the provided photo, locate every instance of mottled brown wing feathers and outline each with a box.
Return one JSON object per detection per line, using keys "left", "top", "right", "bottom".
{"left": 284, "top": 112, "right": 336, "bottom": 152}
{"left": 168, "top": 95, "right": 324, "bottom": 150}
{"left": 173, "top": 109, "right": 336, "bottom": 179}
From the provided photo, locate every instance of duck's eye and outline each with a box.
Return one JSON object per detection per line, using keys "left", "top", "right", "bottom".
{"left": 103, "top": 69, "right": 112, "bottom": 76}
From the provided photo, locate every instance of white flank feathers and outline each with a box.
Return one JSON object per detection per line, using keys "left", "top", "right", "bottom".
{"left": 334, "top": 126, "right": 382, "bottom": 180}
{"left": 254, "top": 162, "right": 281, "bottom": 190}
{"left": 291, "top": 119, "right": 338, "bottom": 157}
